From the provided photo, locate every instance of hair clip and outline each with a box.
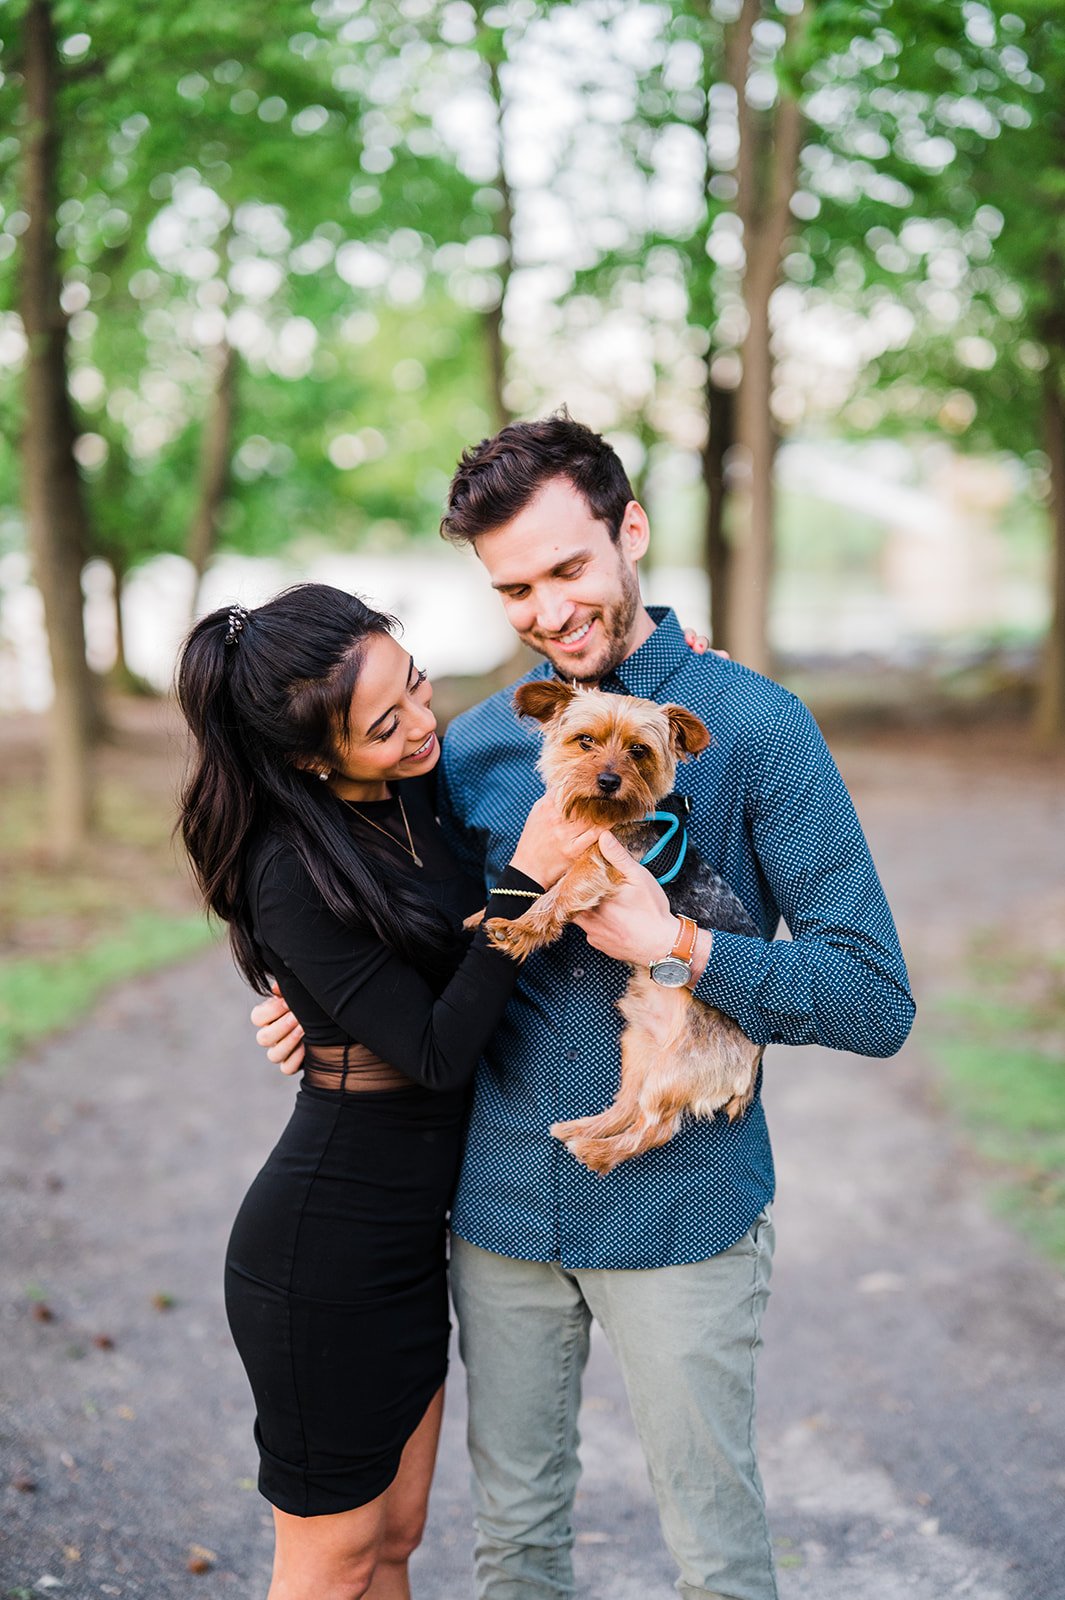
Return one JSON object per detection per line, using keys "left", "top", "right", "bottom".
{"left": 225, "top": 604, "right": 251, "bottom": 646}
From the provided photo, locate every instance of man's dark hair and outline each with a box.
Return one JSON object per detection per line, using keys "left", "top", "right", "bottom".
{"left": 440, "top": 409, "right": 634, "bottom": 546}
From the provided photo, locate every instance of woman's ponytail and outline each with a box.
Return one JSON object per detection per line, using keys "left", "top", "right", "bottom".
{"left": 177, "top": 610, "right": 260, "bottom": 937}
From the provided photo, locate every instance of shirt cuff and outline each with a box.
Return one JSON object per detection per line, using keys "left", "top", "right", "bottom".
{"left": 485, "top": 865, "right": 545, "bottom": 922}
{"left": 690, "top": 930, "right": 767, "bottom": 1034}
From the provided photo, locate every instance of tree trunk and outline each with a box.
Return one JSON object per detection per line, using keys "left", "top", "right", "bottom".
{"left": 100, "top": 548, "right": 135, "bottom": 690}
{"left": 723, "top": 0, "right": 803, "bottom": 674}
{"left": 727, "top": 278, "right": 776, "bottom": 674}
{"left": 702, "top": 367, "right": 734, "bottom": 650}
{"left": 480, "top": 20, "right": 515, "bottom": 431}
{"left": 1035, "top": 363, "right": 1065, "bottom": 744}
{"left": 20, "top": 0, "right": 98, "bottom": 858}
{"left": 186, "top": 341, "right": 238, "bottom": 620}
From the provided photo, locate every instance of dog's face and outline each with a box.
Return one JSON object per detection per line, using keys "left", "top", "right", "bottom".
{"left": 515, "top": 680, "right": 711, "bottom": 826}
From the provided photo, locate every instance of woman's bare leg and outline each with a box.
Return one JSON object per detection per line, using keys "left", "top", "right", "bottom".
{"left": 269, "top": 1496, "right": 385, "bottom": 1600}
{"left": 366, "top": 1386, "right": 446, "bottom": 1600}
{"left": 266, "top": 1385, "right": 446, "bottom": 1600}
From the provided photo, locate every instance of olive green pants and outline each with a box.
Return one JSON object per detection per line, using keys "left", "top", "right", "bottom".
{"left": 450, "top": 1212, "right": 777, "bottom": 1600}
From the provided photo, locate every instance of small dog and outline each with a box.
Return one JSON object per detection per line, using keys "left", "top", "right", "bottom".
{"left": 485, "top": 679, "right": 764, "bottom": 1175}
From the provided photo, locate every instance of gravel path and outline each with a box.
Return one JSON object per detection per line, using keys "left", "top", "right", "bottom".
{"left": 2, "top": 727, "right": 1064, "bottom": 1600}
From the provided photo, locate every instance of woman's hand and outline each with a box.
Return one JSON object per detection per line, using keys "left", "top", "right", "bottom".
{"left": 573, "top": 832, "right": 682, "bottom": 967}
{"left": 250, "top": 981, "right": 305, "bottom": 1075}
{"left": 684, "top": 627, "right": 729, "bottom": 659}
{"left": 510, "top": 791, "right": 601, "bottom": 888}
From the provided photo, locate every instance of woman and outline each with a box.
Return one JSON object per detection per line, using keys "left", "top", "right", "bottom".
{"left": 176, "top": 584, "right": 598, "bottom": 1600}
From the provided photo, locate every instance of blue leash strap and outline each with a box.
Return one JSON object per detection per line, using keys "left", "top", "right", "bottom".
{"left": 638, "top": 806, "right": 689, "bottom": 886}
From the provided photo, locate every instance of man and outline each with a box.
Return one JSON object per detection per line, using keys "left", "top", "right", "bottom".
{"left": 255, "top": 414, "right": 914, "bottom": 1599}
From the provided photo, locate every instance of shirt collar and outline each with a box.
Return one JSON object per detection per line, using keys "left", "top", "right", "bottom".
{"left": 602, "top": 606, "right": 687, "bottom": 698}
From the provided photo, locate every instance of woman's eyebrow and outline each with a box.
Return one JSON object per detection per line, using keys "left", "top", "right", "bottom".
{"left": 363, "top": 655, "right": 416, "bottom": 737}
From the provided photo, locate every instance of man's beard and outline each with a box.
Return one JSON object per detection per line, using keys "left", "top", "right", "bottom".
{"left": 523, "top": 555, "right": 643, "bottom": 685}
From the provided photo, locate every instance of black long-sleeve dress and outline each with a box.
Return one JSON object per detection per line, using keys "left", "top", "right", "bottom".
{"left": 224, "top": 776, "right": 532, "bottom": 1517}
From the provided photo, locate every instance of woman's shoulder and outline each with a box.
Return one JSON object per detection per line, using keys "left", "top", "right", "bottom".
{"left": 245, "top": 828, "right": 318, "bottom": 909}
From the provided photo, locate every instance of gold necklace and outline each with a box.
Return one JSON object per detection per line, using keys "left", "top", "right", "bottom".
{"left": 343, "top": 791, "right": 423, "bottom": 868}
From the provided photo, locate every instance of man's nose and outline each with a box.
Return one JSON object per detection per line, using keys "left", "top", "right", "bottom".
{"left": 597, "top": 770, "right": 622, "bottom": 795}
{"left": 536, "top": 591, "right": 574, "bottom": 635}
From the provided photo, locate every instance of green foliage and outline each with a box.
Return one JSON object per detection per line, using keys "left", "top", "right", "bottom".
{"left": 798, "top": 0, "right": 1065, "bottom": 459}
{"left": 0, "top": 0, "right": 1063, "bottom": 587}
{"left": 0, "top": 0, "right": 494, "bottom": 580}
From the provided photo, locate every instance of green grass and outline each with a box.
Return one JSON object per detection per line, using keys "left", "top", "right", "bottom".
{"left": 0, "top": 710, "right": 225, "bottom": 1074}
{"left": 0, "top": 910, "right": 219, "bottom": 1072}
{"left": 931, "top": 957, "right": 1065, "bottom": 1267}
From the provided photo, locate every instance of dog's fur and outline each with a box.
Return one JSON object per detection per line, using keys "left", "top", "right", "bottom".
{"left": 484, "top": 680, "right": 764, "bottom": 1175}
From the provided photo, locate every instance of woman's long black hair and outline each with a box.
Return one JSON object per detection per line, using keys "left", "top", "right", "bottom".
{"left": 176, "top": 583, "right": 461, "bottom": 992}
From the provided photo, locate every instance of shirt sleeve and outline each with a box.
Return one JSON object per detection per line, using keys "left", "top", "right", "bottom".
{"left": 691, "top": 693, "right": 915, "bottom": 1057}
{"left": 254, "top": 848, "right": 532, "bottom": 1092}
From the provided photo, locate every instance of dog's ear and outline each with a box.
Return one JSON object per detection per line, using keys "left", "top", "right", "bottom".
{"left": 663, "top": 704, "right": 711, "bottom": 758}
{"left": 514, "top": 680, "right": 576, "bottom": 724}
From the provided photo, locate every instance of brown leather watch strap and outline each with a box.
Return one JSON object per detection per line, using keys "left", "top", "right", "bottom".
{"left": 671, "top": 915, "right": 698, "bottom": 964}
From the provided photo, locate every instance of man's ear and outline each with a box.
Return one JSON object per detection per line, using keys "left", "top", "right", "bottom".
{"left": 664, "top": 704, "right": 711, "bottom": 758}
{"left": 514, "top": 679, "right": 577, "bottom": 724}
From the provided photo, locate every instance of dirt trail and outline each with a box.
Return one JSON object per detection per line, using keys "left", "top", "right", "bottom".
{"left": 2, "top": 724, "right": 1063, "bottom": 1600}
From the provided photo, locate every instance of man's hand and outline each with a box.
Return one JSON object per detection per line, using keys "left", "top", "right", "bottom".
{"left": 573, "top": 833, "right": 679, "bottom": 968}
{"left": 251, "top": 981, "right": 304, "bottom": 1075}
{"left": 575, "top": 835, "right": 713, "bottom": 984}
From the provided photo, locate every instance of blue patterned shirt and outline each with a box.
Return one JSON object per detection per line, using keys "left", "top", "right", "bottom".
{"left": 436, "top": 607, "right": 915, "bottom": 1270}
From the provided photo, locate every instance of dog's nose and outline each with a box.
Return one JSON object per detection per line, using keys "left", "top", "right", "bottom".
{"left": 597, "top": 771, "right": 622, "bottom": 794}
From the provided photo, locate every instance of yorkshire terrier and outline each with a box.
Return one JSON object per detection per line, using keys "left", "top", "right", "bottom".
{"left": 484, "top": 680, "right": 764, "bottom": 1175}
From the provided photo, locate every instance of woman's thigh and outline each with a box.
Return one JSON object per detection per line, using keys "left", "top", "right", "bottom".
{"left": 269, "top": 1387, "right": 446, "bottom": 1599}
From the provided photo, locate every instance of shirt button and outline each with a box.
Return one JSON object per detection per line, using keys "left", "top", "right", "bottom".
{"left": 567, "top": 1049, "right": 579, "bottom": 1061}
{"left": 571, "top": 967, "right": 584, "bottom": 979}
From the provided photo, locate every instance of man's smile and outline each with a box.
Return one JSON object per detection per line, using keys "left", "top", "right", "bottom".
{"left": 544, "top": 618, "right": 595, "bottom": 653}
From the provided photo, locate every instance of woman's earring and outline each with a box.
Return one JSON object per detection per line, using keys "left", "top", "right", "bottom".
{"left": 318, "top": 769, "right": 330, "bottom": 782}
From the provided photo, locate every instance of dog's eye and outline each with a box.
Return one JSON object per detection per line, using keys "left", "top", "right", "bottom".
{"left": 629, "top": 744, "right": 648, "bottom": 759}
{"left": 576, "top": 734, "right": 596, "bottom": 751}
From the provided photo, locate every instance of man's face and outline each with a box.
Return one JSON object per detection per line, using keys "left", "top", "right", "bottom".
{"left": 473, "top": 478, "right": 654, "bottom": 683}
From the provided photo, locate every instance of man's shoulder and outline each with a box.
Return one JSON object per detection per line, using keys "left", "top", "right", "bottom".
{"left": 666, "top": 651, "right": 799, "bottom": 733}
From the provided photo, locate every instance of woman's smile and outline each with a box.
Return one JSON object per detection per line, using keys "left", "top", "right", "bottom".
{"left": 403, "top": 729, "right": 438, "bottom": 765}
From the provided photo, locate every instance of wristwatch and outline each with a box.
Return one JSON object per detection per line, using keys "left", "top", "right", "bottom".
{"left": 649, "top": 915, "right": 698, "bottom": 988}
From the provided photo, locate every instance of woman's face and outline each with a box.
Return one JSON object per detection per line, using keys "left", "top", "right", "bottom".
{"left": 327, "top": 632, "right": 438, "bottom": 800}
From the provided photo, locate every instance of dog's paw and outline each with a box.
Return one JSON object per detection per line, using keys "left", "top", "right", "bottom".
{"left": 550, "top": 1118, "right": 620, "bottom": 1176}
{"left": 483, "top": 917, "right": 541, "bottom": 961}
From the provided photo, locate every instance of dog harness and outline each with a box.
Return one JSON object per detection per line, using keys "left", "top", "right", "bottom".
{"left": 638, "top": 794, "right": 691, "bottom": 887}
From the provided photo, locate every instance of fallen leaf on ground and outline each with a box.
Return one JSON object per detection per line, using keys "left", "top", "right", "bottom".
{"left": 187, "top": 1543, "right": 217, "bottom": 1574}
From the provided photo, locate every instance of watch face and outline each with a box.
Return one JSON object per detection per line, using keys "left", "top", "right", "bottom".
{"left": 649, "top": 958, "right": 691, "bottom": 988}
